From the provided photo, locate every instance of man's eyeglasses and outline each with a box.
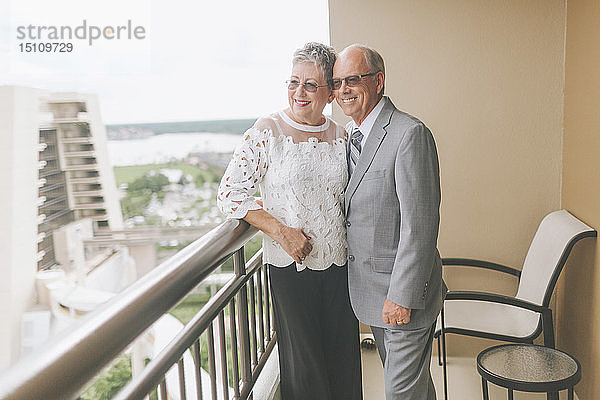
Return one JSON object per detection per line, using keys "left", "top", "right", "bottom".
{"left": 331, "top": 72, "right": 377, "bottom": 90}
{"left": 286, "top": 80, "right": 329, "bottom": 93}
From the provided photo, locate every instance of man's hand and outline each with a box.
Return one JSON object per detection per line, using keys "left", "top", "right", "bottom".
{"left": 382, "top": 298, "right": 411, "bottom": 326}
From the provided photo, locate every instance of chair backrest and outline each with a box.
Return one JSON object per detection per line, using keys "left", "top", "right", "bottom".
{"left": 516, "top": 210, "right": 596, "bottom": 306}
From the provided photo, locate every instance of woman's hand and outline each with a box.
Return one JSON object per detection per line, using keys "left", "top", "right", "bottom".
{"left": 241, "top": 208, "right": 312, "bottom": 264}
{"left": 277, "top": 225, "right": 312, "bottom": 264}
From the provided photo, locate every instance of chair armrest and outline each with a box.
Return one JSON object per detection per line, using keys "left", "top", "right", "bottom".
{"left": 445, "top": 290, "right": 545, "bottom": 313}
{"left": 442, "top": 258, "right": 521, "bottom": 278}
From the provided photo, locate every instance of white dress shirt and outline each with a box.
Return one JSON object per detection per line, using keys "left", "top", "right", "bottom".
{"left": 345, "top": 96, "right": 386, "bottom": 142}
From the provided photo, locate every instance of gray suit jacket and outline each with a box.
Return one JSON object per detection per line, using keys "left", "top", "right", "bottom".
{"left": 345, "top": 97, "right": 446, "bottom": 329}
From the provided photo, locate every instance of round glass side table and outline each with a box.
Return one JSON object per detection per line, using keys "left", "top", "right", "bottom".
{"left": 476, "top": 344, "right": 581, "bottom": 400}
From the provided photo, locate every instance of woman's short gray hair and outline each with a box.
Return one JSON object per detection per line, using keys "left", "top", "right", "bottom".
{"left": 292, "top": 42, "right": 337, "bottom": 89}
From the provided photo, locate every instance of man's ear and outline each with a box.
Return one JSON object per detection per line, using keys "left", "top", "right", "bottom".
{"left": 327, "top": 90, "right": 335, "bottom": 104}
{"left": 376, "top": 71, "right": 385, "bottom": 95}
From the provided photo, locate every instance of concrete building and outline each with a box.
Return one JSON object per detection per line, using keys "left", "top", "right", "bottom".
{"left": 0, "top": 86, "right": 45, "bottom": 372}
{"left": 0, "top": 86, "right": 128, "bottom": 371}
{"left": 41, "top": 92, "right": 123, "bottom": 233}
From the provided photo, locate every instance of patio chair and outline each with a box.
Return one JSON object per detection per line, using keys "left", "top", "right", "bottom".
{"left": 435, "top": 209, "right": 596, "bottom": 400}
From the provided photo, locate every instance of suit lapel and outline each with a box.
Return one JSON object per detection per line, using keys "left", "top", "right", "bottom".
{"left": 345, "top": 98, "right": 395, "bottom": 208}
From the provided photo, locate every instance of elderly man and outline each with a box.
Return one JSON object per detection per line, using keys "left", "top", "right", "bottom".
{"left": 334, "top": 44, "right": 446, "bottom": 399}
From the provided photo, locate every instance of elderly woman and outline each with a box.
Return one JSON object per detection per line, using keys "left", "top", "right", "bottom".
{"left": 217, "top": 42, "right": 362, "bottom": 399}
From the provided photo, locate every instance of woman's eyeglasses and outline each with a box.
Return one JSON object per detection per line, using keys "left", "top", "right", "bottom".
{"left": 286, "top": 80, "right": 329, "bottom": 93}
{"left": 331, "top": 72, "right": 377, "bottom": 90}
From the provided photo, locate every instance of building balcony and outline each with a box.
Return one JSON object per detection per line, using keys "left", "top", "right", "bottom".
{"left": 38, "top": 182, "right": 67, "bottom": 194}
{"left": 37, "top": 214, "right": 46, "bottom": 225}
{"left": 46, "top": 100, "right": 87, "bottom": 116}
{"left": 38, "top": 160, "right": 60, "bottom": 175}
{"left": 36, "top": 232, "right": 46, "bottom": 243}
{"left": 36, "top": 196, "right": 46, "bottom": 207}
{"left": 52, "top": 112, "right": 90, "bottom": 123}
{"left": 34, "top": 250, "right": 45, "bottom": 263}
{"left": 63, "top": 150, "right": 96, "bottom": 158}
{"left": 72, "top": 202, "right": 106, "bottom": 210}
{"left": 39, "top": 131, "right": 58, "bottom": 145}
{"left": 64, "top": 158, "right": 99, "bottom": 168}
{"left": 61, "top": 126, "right": 91, "bottom": 138}
{"left": 60, "top": 136, "right": 93, "bottom": 144}
{"left": 68, "top": 177, "right": 101, "bottom": 185}
{"left": 38, "top": 209, "right": 75, "bottom": 232}
{"left": 38, "top": 153, "right": 57, "bottom": 162}
{"left": 39, "top": 195, "right": 68, "bottom": 209}
{"left": 63, "top": 143, "right": 94, "bottom": 154}
{"left": 72, "top": 190, "right": 104, "bottom": 197}
{"left": 87, "top": 214, "right": 109, "bottom": 222}
{"left": 63, "top": 163, "right": 99, "bottom": 171}
{"left": 39, "top": 169, "right": 62, "bottom": 179}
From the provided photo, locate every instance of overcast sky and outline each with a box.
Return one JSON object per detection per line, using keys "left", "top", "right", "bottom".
{"left": 0, "top": 0, "right": 330, "bottom": 124}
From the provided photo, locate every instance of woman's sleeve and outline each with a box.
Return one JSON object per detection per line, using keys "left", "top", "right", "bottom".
{"left": 217, "top": 127, "right": 270, "bottom": 219}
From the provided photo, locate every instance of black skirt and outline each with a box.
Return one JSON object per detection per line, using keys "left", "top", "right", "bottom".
{"left": 268, "top": 263, "right": 363, "bottom": 400}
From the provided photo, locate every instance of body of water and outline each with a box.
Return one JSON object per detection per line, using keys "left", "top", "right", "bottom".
{"left": 107, "top": 132, "right": 241, "bottom": 166}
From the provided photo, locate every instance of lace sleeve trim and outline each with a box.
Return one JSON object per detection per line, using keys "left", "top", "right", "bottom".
{"left": 217, "top": 127, "right": 271, "bottom": 219}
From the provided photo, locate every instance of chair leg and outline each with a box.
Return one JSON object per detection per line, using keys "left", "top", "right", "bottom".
{"left": 542, "top": 309, "right": 558, "bottom": 400}
{"left": 441, "top": 307, "right": 448, "bottom": 400}
{"left": 481, "top": 378, "right": 489, "bottom": 400}
{"left": 547, "top": 391, "right": 558, "bottom": 400}
{"left": 542, "top": 309, "right": 555, "bottom": 349}
{"left": 437, "top": 335, "right": 442, "bottom": 366}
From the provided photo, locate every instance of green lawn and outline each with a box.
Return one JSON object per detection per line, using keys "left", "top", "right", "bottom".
{"left": 81, "top": 354, "right": 132, "bottom": 400}
{"left": 114, "top": 163, "right": 221, "bottom": 186}
{"left": 220, "top": 234, "right": 263, "bottom": 272}
{"left": 169, "top": 292, "right": 212, "bottom": 325}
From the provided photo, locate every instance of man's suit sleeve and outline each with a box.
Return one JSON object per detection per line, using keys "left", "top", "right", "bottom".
{"left": 387, "top": 122, "right": 441, "bottom": 310}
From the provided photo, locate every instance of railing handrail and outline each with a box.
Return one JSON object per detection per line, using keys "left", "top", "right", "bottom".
{"left": 113, "top": 248, "right": 268, "bottom": 400}
{"left": 0, "top": 219, "right": 258, "bottom": 400}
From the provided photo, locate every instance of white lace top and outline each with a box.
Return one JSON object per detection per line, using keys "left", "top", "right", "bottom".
{"left": 217, "top": 110, "right": 348, "bottom": 271}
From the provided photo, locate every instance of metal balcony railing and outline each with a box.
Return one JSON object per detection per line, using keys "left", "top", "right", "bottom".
{"left": 0, "top": 219, "right": 277, "bottom": 400}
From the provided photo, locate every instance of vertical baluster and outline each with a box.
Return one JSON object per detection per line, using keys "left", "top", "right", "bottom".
{"left": 218, "top": 311, "right": 229, "bottom": 400}
{"left": 229, "top": 301, "right": 240, "bottom": 398}
{"left": 207, "top": 324, "right": 218, "bottom": 400}
{"left": 193, "top": 340, "right": 204, "bottom": 400}
{"left": 256, "top": 271, "right": 265, "bottom": 353}
{"left": 263, "top": 266, "right": 271, "bottom": 340}
{"left": 178, "top": 358, "right": 187, "bottom": 400}
{"left": 159, "top": 377, "right": 168, "bottom": 400}
{"left": 150, "top": 384, "right": 159, "bottom": 400}
{"left": 234, "top": 247, "right": 253, "bottom": 396}
{"left": 248, "top": 276, "right": 258, "bottom": 367}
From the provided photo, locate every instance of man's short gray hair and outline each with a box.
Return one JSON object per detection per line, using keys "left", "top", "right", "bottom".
{"left": 292, "top": 42, "right": 337, "bottom": 89}
{"left": 343, "top": 44, "right": 386, "bottom": 93}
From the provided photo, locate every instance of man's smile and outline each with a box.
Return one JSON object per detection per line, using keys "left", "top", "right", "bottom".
{"left": 341, "top": 96, "right": 358, "bottom": 104}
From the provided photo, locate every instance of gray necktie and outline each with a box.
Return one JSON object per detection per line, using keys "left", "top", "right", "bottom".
{"left": 349, "top": 128, "right": 364, "bottom": 175}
